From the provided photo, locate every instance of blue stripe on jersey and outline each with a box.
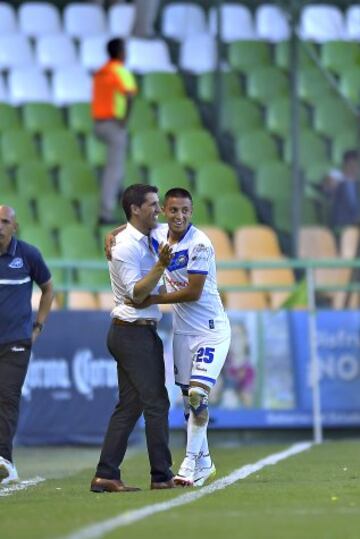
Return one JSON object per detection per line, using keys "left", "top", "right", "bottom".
{"left": 191, "top": 375, "right": 216, "bottom": 384}
{"left": 188, "top": 270, "right": 208, "bottom": 274}
{"left": 151, "top": 237, "right": 159, "bottom": 254}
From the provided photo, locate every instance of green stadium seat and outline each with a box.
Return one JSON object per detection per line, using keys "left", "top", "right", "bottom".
{"left": 255, "top": 161, "right": 292, "bottom": 201}
{"left": 284, "top": 130, "right": 328, "bottom": 169}
{"left": 299, "top": 67, "right": 335, "bottom": 105}
{"left": 149, "top": 172, "right": 191, "bottom": 200}
{"left": 197, "top": 71, "right": 242, "bottom": 103}
{"left": 59, "top": 225, "right": 109, "bottom": 288}
{"left": 37, "top": 195, "right": 78, "bottom": 229}
{"left": 158, "top": 98, "right": 201, "bottom": 135}
{"left": 149, "top": 161, "right": 189, "bottom": 188}
{"left": 1, "top": 130, "right": 38, "bottom": 167}
{"left": 266, "top": 97, "right": 311, "bottom": 137}
{"left": 221, "top": 98, "right": 262, "bottom": 136}
{"left": 1, "top": 195, "right": 34, "bottom": 224}
{"left": 235, "top": 130, "right": 279, "bottom": 170}
{"left": 67, "top": 103, "right": 92, "bottom": 135}
{"left": 228, "top": 41, "right": 271, "bottom": 74}
{"left": 42, "top": 130, "right": 82, "bottom": 167}
{"left": 213, "top": 193, "right": 257, "bottom": 232}
{"left": 18, "top": 225, "right": 63, "bottom": 285}
{"left": 85, "top": 134, "right": 106, "bottom": 167}
{"left": 16, "top": 161, "right": 54, "bottom": 198}
{"left": 247, "top": 66, "right": 289, "bottom": 105}
{"left": 304, "top": 161, "right": 332, "bottom": 186}
{"left": 124, "top": 160, "right": 143, "bottom": 186}
{"left": 274, "top": 41, "right": 316, "bottom": 70}
{"left": 339, "top": 68, "right": 360, "bottom": 104}
{"left": 191, "top": 195, "right": 213, "bottom": 226}
{"left": 195, "top": 162, "right": 238, "bottom": 202}
{"left": 321, "top": 41, "right": 360, "bottom": 76}
{"left": 273, "top": 198, "right": 323, "bottom": 232}
{"left": 58, "top": 161, "right": 99, "bottom": 199}
{"left": 128, "top": 98, "right": 156, "bottom": 135}
{"left": 331, "top": 131, "right": 358, "bottom": 165}
{"left": 131, "top": 129, "right": 172, "bottom": 168}
{"left": 58, "top": 224, "right": 101, "bottom": 259}
{"left": 20, "top": 225, "right": 58, "bottom": 257}
{"left": 142, "top": 72, "right": 185, "bottom": 104}
{"left": 79, "top": 195, "right": 125, "bottom": 227}
{"left": 175, "top": 129, "right": 219, "bottom": 170}
{"left": 0, "top": 165, "right": 15, "bottom": 195}
{"left": 313, "top": 97, "right": 357, "bottom": 137}
{"left": 22, "top": 103, "right": 64, "bottom": 134}
{"left": 0, "top": 104, "right": 21, "bottom": 132}
{"left": 77, "top": 268, "right": 110, "bottom": 287}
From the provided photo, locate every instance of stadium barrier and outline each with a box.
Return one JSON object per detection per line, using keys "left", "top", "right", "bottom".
{"left": 23, "top": 258, "right": 360, "bottom": 446}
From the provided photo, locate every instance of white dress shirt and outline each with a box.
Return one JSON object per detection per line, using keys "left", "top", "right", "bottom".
{"left": 109, "top": 222, "right": 162, "bottom": 322}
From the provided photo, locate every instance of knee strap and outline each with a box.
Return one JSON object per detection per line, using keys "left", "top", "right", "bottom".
{"left": 189, "top": 386, "right": 209, "bottom": 416}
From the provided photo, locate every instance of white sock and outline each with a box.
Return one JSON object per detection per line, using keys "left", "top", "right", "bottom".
{"left": 199, "top": 436, "right": 212, "bottom": 466}
{"left": 186, "top": 409, "right": 209, "bottom": 458}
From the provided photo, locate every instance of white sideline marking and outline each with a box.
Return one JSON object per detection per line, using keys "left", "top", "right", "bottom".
{"left": 0, "top": 476, "right": 45, "bottom": 497}
{"left": 61, "top": 441, "right": 312, "bottom": 539}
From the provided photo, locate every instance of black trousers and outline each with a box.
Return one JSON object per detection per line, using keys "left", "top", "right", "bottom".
{"left": 96, "top": 323, "right": 173, "bottom": 483}
{"left": 0, "top": 340, "right": 32, "bottom": 462}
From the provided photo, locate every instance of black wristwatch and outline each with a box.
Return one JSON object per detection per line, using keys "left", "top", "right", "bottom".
{"left": 33, "top": 322, "right": 43, "bottom": 332}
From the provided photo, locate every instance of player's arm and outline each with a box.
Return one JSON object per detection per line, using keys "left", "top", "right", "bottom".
{"left": 129, "top": 273, "right": 206, "bottom": 308}
{"left": 104, "top": 225, "right": 126, "bottom": 260}
{"left": 32, "top": 279, "right": 54, "bottom": 342}
{"left": 132, "top": 243, "right": 173, "bottom": 304}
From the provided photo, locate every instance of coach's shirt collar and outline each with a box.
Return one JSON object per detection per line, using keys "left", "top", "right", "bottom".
{"left": 1, "top": 236, "right": 17, "bottom": 257}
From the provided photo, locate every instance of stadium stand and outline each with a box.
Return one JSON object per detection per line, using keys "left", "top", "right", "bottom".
{"left": 1, "top": 0, "right": 359, "bottom": 309}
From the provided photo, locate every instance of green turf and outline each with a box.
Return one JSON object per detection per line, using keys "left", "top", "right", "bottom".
{"left": 1, "top": 441, "right": 360, "bottom": 539}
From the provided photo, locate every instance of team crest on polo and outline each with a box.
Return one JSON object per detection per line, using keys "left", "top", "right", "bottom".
{"left": 9, "top": 257, "right": 23, "bottom": 269}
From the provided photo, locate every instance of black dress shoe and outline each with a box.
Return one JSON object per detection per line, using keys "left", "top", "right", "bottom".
{"left": 90, "top": 476, "right": 141, "bottom": 493}
{"left": 150, "top": 478, "right": 177, "bottom": 490}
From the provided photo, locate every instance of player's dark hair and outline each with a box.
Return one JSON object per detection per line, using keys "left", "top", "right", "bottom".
{"left": 122, "top": 184, "right": 159, "bottom": 220}
{"left": 164, "top": 188, "right": 193, "bottom": 204}
{"left": 107, "top": 38, "right": 125, "bottom": 60}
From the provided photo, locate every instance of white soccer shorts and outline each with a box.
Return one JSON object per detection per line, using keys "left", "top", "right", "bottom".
{"left": 173, "top": 330, "right": 231, "bottom": 389}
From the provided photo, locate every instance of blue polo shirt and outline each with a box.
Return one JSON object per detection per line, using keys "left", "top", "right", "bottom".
{"left": 0, "top": 237, "right": 51, "bottom": 345}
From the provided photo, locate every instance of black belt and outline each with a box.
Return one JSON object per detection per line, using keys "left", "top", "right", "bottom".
{"left": 113, "top": 318, "right": 157, "bottom": 328}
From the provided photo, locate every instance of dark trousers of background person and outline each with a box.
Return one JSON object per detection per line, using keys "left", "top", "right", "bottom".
{"left": 96, "top": 323, "right": 173, "bottom": 483}
{"left": 94, "top": 120, "right": 127, "bottom": 222}
{"left": 0, "top": 341, "right": 31, "bottom": 462}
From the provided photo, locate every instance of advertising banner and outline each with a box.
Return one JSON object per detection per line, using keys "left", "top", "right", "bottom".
{"left": 16, "top": 309, "right": 360, "bottom": 445}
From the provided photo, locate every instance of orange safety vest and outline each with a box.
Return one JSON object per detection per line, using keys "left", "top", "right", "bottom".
{"left": 92, "top": 60, "right": 137, "bottom": 120}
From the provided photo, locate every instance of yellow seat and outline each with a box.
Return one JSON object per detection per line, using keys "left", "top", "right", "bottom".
{"left": 199, "top": 226, "right": 234, "bottom": 260}
{"left": 299, "top": 226, "right": 340, "bottom": 307}
{"left": 250, "top": 260, "right": 296, "bottom": 309}
{"left": 218, "top": 268, "right": 268, "bottom": 310}
{"left": 234, "top": 225, "right": 282, "bottom": 260}
{"left": 67, "top": 291, "right": 99, "bottom": 310}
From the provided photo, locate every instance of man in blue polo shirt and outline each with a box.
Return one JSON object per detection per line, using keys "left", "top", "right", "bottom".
{"left": 0, "top": 205, "right": 54, "bottom": 484}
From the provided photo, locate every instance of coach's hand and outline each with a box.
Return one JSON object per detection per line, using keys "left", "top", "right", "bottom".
{"left": 158, "top": 242, "right": 173, "bottom": 268}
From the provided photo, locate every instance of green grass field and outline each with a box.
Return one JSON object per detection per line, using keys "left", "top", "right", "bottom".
{"left": 1, "top": 440, "right": 359, "bottom": 539}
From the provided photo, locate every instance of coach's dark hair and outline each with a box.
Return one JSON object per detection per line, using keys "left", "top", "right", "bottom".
{"left": 107, "top": 38, "right": 125, "bottom": 60}
{"left": 122, "top": 184, "right": 159, "bottom": 220}
{"left": 164, "top": 188, "right": 193, "bottom": 204}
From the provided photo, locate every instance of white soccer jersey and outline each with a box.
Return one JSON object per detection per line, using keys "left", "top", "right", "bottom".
{"left": 151, "top": 223, "right": 230, "bottom": 336}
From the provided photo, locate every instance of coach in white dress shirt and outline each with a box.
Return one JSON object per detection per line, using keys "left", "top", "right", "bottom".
{"left": 90, "top": 184, "right": 175, "bottom": 493}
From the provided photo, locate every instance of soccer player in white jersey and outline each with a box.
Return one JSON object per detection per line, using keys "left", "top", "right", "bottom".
{"left": 125, "top": 188, "right": 231, "bottom": 487}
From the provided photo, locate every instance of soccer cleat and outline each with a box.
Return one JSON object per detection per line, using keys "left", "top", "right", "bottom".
{"left": 173, "top": 455, "right": 196, "bottom": 487}
{"left": 0, "top": 456, "right": 19, "bottom": 485}
{"left": 193, "top": 461, "right": 216, "bottom": 487}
